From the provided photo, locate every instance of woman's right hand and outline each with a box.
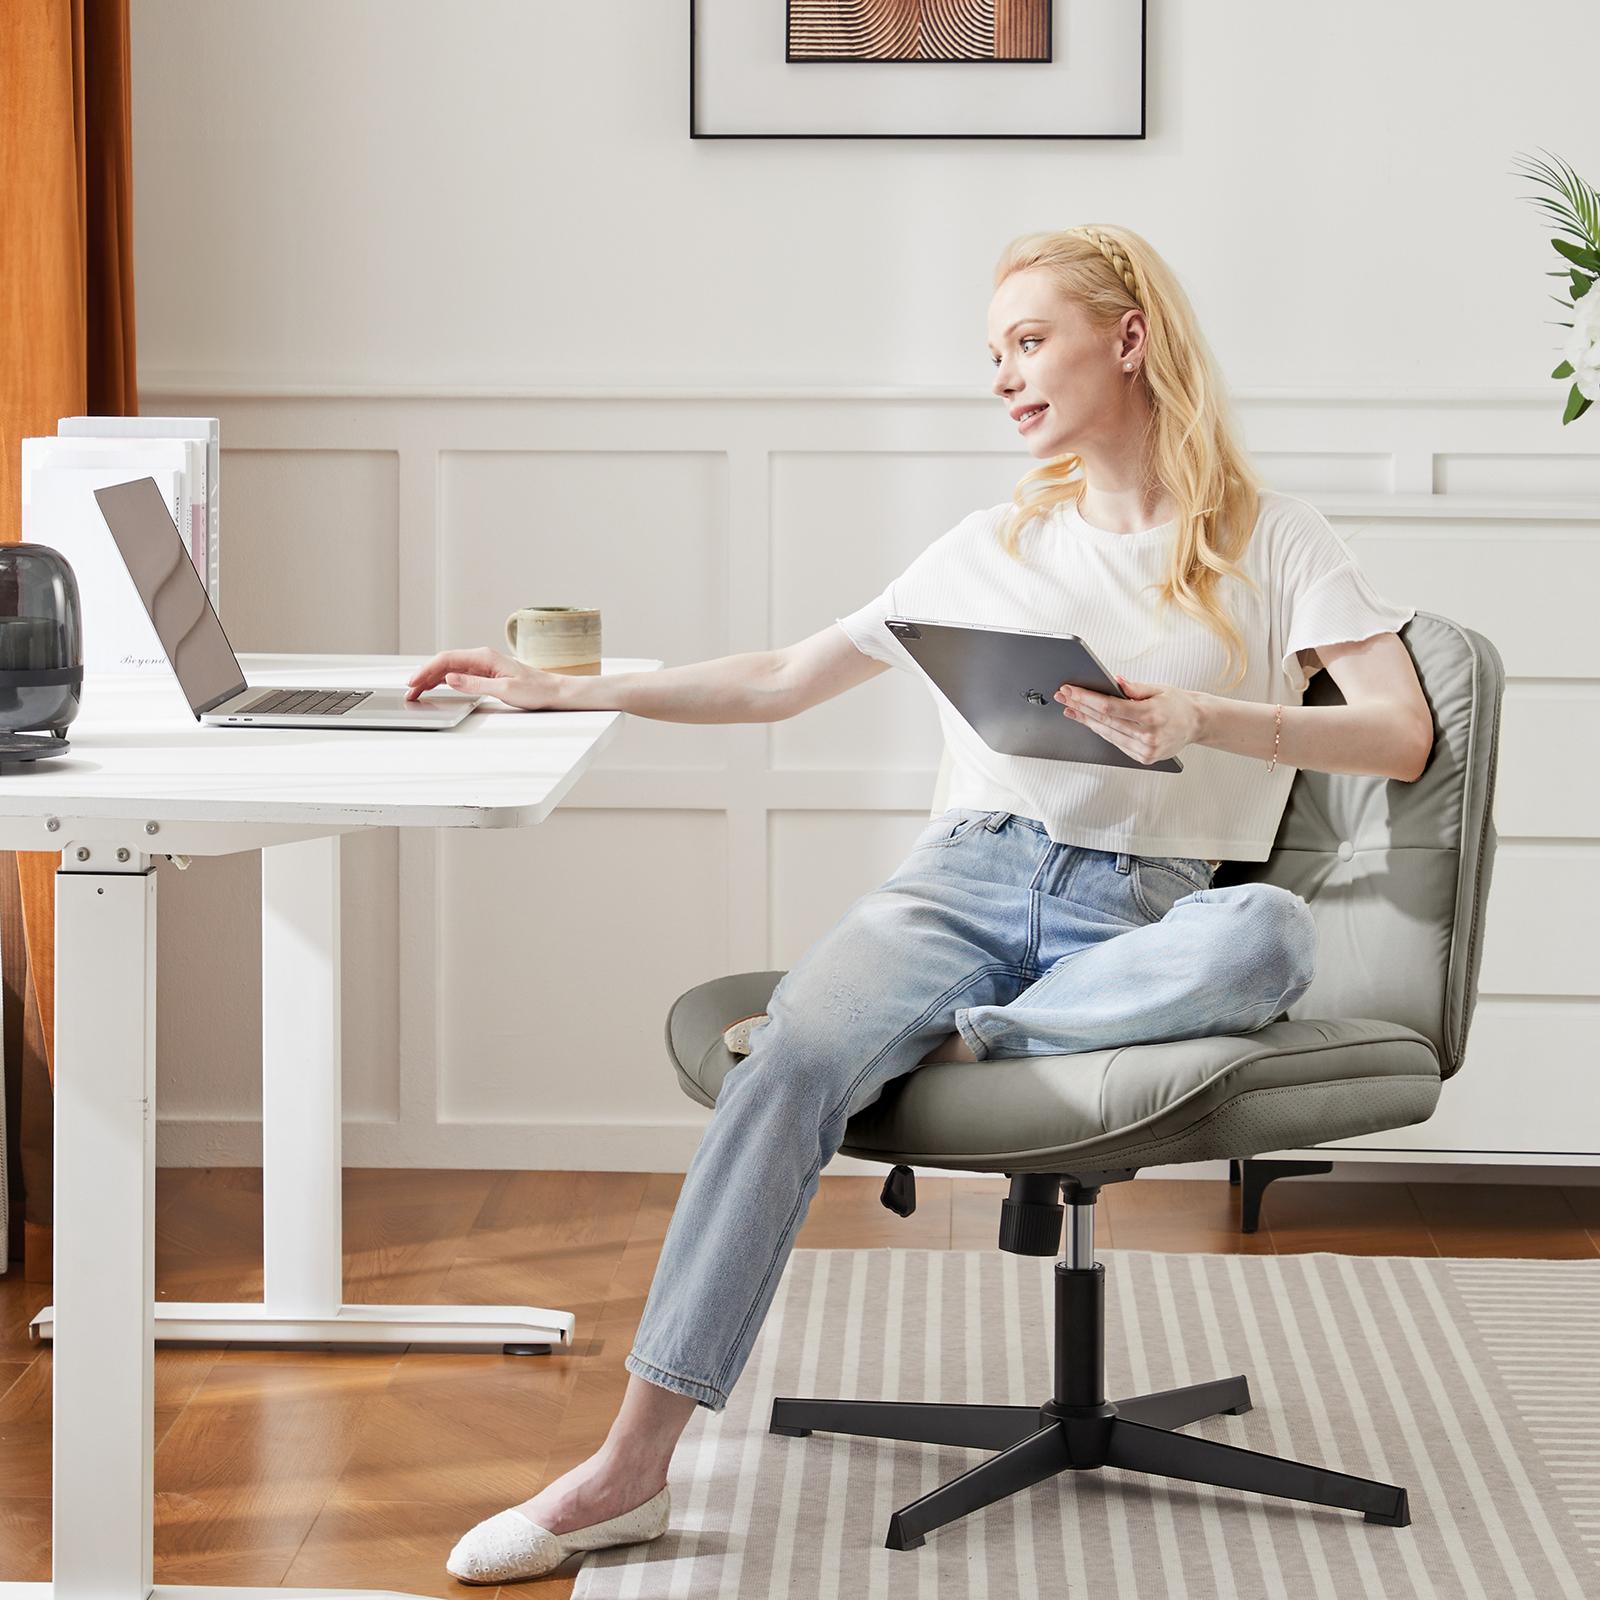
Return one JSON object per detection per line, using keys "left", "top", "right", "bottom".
{"left": 404, "top": 646, "right": 566, "bottom": 711}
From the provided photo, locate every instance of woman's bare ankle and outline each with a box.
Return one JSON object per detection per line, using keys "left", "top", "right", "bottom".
{"left": 518, "top": 1450, "right": 665, "bottom": 1535}
{"left": 605, "top": 1372, "right": 699, "bottom": 1469}
{"left": 604, "top": 1435, "right": 681, "bottom": 1499}
{"left": 511, "top": 1371, "right": 695, "bottom": 1532}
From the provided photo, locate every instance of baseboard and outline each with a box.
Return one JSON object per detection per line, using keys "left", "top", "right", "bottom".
{"left": 152, "top": 1118, "right": 1600, "bottom": 1185}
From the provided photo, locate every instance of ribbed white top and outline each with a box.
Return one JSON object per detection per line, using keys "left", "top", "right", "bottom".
{"left": 835, "top": 488, "right": 1416, "bottom": 863}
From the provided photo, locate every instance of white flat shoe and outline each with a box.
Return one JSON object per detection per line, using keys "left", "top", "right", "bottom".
{"left": 445, "top": 1486, "right": 671, "bottom": 1583}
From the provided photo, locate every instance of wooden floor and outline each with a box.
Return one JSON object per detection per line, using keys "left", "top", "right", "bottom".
{"left": 3, "top": 1167, "right": 1598, "bottom": 1597}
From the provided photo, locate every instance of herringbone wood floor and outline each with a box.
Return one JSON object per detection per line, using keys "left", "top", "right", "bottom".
{"left": 3, "top": 1168, "right": 1598, "bottom": 1597}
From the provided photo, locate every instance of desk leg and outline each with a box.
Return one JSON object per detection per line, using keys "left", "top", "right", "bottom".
{"left": 260, "top": 834, "right": 346, "bottom": 1321}
{"left": 31, "top": 835, "right": 573, "bottom": 1353}
{"left": 3, "top": 849, "right": 534, "bottom": 1600}
{"left": 51, "top": 856, "right": 157, "bottom": 1600}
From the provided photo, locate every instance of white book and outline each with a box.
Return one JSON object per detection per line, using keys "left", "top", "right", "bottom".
{"left": 57, "top": 415, "right": 220, "bottom": 607}
{"left": 183, "top": 437, "right": 207, "bottom": 574}
{"left": 20, "top": 437, "right": 192, "bottom": 676}
{"left": 24, "top": 435, "right": 204, "bottom": 581}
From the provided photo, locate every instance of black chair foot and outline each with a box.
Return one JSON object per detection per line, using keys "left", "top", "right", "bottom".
{"left": 770, "top": 1396, "right": 1041, "bottom": 1451}
{"left": 1105, "top": 1416, "right": 1411, "bottom": 1526}
{"left": 1366, "top": 1488, "right": 1411, "bottom": 1526}
{"left": 1235, "top": 1158, "right": 1333, "bottom": 1233}
{"left": 1111, "top": 1374, "right": 1252, "bottom": 1429}
{"left": 885, "top": 1420, "right": 1073, "bottom": 1550}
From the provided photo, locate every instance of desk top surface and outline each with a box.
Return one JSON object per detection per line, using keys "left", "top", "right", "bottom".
{"left": 0, "top": 653, "right": 662, "bottom": 830}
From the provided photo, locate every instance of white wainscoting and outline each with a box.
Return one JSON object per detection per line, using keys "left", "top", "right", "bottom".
{"left": 136, "top": 383, "right": 1600, "bottom": 1182}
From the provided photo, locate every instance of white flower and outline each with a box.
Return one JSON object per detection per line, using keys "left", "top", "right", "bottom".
{"left": 1564, "top": 283, "right": 1600, "bottom": 402}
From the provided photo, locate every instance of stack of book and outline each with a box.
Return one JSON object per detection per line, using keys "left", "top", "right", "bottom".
{"left": 19, "top": 417, "right": 220, "bottom": 676}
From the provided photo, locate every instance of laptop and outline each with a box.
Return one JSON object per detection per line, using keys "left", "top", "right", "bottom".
{"left": 93, "top": 476, "right": 479, "bottom": 730}
{"left": 884, "top": 616, "right": 1183, "bottom": 774}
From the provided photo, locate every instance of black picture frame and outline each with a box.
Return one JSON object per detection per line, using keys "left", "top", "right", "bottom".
{"left": 690, "top": 0, "right": 1145, "bottom": 141}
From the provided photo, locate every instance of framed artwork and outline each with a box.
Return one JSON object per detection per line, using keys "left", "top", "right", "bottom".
{"left": 690, "top": 0, "right": 1145, "bottom": 141}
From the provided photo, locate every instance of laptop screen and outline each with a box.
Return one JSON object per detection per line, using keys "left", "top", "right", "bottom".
{"left": 93, "top": 476, "right": 248, "bottom": 717}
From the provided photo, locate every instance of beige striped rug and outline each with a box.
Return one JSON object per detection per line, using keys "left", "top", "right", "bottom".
{"left": 573, "top": 1247, "right": 1600, "bottom": 1599}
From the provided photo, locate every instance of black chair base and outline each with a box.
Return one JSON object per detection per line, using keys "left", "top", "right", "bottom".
{"left": 771, "top": 1379, "right": 1409, "bottom": 1549}
{"left": 769, "top": 1242, "right": 1411, "bottom": 1550}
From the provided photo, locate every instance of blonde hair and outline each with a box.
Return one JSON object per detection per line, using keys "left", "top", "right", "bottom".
{"left": 993, "top": 225, "right": 1263, "bottom": 689}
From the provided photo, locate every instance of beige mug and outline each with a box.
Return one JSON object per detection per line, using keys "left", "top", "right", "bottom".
{"left": 504, "top": 605, "right": 602, "bottom": 675}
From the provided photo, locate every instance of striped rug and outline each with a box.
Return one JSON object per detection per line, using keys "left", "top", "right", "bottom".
{"left": 573, "top": 1247, "right": 1600, "bottom": 1599}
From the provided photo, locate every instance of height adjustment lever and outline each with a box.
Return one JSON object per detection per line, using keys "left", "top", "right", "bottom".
{"left": 880, "top": 1164, "right": 917, "bottom": 1217}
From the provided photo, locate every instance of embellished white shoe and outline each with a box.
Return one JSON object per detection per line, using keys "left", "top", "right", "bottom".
{"left": 722, "top": 1012, "right": 769, "bottom": 1056}
{"left": 445, "top": 1486, "right": 671, "bottom": 1583}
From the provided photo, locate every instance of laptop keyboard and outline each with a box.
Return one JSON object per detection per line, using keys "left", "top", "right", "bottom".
{"left": 243, "top": 688, "right": 375, "bottom": 716}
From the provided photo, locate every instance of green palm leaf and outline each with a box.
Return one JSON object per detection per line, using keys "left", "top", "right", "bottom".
{"left": 1511, "top": 148, "right": 1600, "bottom": 250}
{"left": 1514, "top": 149, "right": 1598, "bottom": 422}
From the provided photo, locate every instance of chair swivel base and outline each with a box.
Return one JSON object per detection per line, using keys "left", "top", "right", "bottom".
{"left": 770, "top": 1247, "right": 1412, "bottom": 1554}
{"left": 771, "top": 1378, "right": 1409, "bottom": 1549}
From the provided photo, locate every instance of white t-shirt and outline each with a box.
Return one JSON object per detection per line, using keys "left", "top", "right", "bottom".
{"left": 834, "top": 488, "right": 1416, "bottom": 864}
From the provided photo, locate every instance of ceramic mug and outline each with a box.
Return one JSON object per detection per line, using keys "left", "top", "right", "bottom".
{"left": 504, "top": 605, "right": 602, "bottom": 675}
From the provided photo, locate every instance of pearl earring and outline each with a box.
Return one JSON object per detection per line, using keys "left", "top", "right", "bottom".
{"left": 1124, "top": 362, "right": 1133, "bottom": 371}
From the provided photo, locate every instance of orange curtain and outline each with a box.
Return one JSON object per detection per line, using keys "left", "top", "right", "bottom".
{"left": 1, "top": 0, "right": 137, "bottom": 1277}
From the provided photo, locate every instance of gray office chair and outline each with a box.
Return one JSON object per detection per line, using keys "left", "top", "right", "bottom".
{"left": 664, "top": 614, "right": 1502, "bottom": 1550}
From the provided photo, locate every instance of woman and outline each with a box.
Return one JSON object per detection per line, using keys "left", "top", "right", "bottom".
{"left": 409, "top": 224, "right": 1433, "bottom": 1582}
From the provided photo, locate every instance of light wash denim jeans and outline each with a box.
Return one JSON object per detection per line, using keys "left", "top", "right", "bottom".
{"left": 626, "top": 808, "right": 1318, "bottom": 1411}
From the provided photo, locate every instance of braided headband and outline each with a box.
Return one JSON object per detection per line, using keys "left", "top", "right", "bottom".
{"left": 1071, "top": 226, "right": 1142, "bottom": 306}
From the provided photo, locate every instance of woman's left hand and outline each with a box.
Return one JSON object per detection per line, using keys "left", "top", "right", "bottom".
{"left": 1055, "top": 674, "right": 1205, "bottom": 765}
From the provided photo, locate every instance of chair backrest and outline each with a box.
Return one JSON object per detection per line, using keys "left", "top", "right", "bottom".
{"left": 928, "top": 613, "right": 1503, "bottom": 1081}
{"left": 1225, "top": 613, "right": 1503, "bottom": 1080}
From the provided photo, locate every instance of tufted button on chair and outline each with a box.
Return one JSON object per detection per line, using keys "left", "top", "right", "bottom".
{"left": 663, "top": 614, "right": 1502, "bottom": 1550}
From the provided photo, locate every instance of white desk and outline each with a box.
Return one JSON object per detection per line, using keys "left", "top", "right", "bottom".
{"left": 0, "top": 651, "right": 658, "bottom": 1600}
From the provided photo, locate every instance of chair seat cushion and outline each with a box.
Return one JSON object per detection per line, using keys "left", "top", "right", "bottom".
{"left": 665, "top": 971, "right": 1442, "bottom": 1174}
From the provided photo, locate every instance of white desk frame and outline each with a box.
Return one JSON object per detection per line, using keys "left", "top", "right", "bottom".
{"left": 0, "top": 652, "right": 658, "bottom": 1600}
{"left": 30, "top": 831, "right": 569, "bottom": 1352}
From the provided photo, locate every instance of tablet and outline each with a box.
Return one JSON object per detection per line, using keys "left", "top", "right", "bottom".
{"left": 884, "top": 616, "right": 1183, "bottom": 774}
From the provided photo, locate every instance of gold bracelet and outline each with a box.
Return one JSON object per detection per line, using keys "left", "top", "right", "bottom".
{"left": 1265, "top": 703, "right": 1283, "bottom": 773}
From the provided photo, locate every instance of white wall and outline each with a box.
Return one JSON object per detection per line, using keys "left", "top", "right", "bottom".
{"left": 127, "top": 0, "right": 1600, "bottom": 1182}
{"left": 132, "top": 0, "right": 1595, "bottom": 392}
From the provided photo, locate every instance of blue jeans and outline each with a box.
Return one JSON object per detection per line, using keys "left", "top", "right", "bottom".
{"left": 626, "top": 808, "right": 1318, "bottom": 1411}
